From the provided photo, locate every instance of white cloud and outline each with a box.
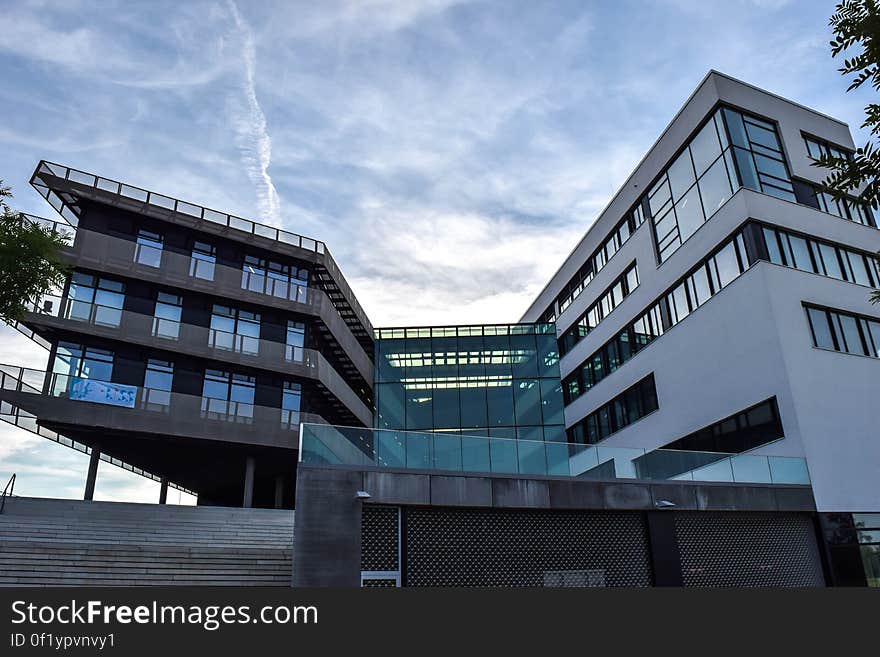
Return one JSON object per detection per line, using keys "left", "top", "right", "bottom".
{"left": 227, "top": 0, "right": 282, "bottom": 226}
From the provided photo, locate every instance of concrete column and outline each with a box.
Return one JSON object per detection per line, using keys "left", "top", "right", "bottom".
{"left": 242, "top": 456, "right": 255, "bottom": 508}
{"left": 159, "top": 478, "right": 169, "bottom": 505}
{"left": 274, "top": 475, "right": 284, "bottom": 509}
{"left": 83, "top": 446, "right": 101, "bottom": 501}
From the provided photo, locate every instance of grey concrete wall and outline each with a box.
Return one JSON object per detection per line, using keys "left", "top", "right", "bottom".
{"left": 292, "top": 463, "right": 816, "bottom": 586}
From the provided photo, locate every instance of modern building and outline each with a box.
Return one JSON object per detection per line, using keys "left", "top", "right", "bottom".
{"left": 1, "top": 160, "right": 374, "bottom": 509}
{"left": 2, "top": 71, "right": 878, "bottom": 588}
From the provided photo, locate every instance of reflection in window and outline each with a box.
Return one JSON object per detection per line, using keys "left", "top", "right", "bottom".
{"left": 286, "top": 321, "right": 305, "bottom": 362}
{"left": 805, "top": 304, "right": 880, "bottom": 358}
{"left": 51, "top": 342, "right": 114, "bottom": 395}
{"left": 761, "top": 225, "right": 880, "bottom": 287}
{"left": 135, "top": 229, "right": 163, "bottom": 268}
{"left": 281, "top": 380, "right": 301, "bottom": 428}
{"left": 152, "top": 292, "right": 182, "bottom": 339}
{"left": 189, "top": 241, "right": 216, "bottom": 280}
{"left": 559, "top": 263, "right": 639, "bottom": 356}
{"left": 201, "top": 369, "right": 255, "bottom": 422}
{"left": 142, "top": 359, "right": 173, "bottom": 411}
{"left": 242, "top": 255, "right": 309, "bottom": 302}
{"left": 566, "top": 374, "right": 658, "bottom": 444}
{"left": 64, "top": 272, "right": 124, "bottom": 327}
{"left": 209, "top": 304, "right": 260, "bottom": 355}
{"left": 650, "top": 109, "right": 738, "bottom": 262}
{"left": 563, "top": 231, "right": 748, "bottom": 406}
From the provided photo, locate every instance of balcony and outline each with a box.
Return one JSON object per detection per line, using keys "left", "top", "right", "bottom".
{"left": 0, "top": 365, "right": 325, "bottom": 451}
{"left": 300, "top": 423, "right": 812, "bottom": 485}
{"left": 22, "top": 214, "right": 373, "bottom": 386}
{"left": 29, "top": 161, "right": 373, "bottom": 351}
{"left": 19, "top": 294, "right": 372, "bottom": 427}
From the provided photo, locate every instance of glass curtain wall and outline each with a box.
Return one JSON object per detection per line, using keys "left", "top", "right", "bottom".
{"left": 375, "top": 324, "right": 565, "bottom": 443}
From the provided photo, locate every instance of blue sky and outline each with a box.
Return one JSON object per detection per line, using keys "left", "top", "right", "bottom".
{"left": 0, "top": 0, "right": 867, "bottom": 503}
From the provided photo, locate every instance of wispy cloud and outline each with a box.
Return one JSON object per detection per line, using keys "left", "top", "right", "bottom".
{"left": 227, "top": 0, "right": 282, "bottom": 226}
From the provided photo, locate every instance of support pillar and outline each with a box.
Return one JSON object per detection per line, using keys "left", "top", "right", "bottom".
{"left": 159, "top": 478, "right": 169, "bottom": 505}
{"left": 274, "top": 475, "right": 284, "bottom": 509}
{"left": 243, "top": 456, "right": 255, "bottom": 508}
{"left": 84, "top": 445, "right": 101, "bottom": 501}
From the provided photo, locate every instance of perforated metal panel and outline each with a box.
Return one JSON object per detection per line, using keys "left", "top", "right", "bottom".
{"left": 361, "top": 505, "right": 400, "bottom": 587}
{"left": 404, "top": 507, "right": 652, "bottom": 587}
{"left": 675, "top": 512, "right": 824, "bottom": 587}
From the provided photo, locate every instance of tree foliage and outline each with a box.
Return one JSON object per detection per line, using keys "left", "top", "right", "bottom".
{"left": 817, "top": 1, "right": 880, "bottom": 302}
{"left": 0, "top": 181, "right": 70, "bottom": 323}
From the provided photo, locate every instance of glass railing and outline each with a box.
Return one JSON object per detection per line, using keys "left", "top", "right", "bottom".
{"left": 32, "top": 161, "right": 326, "bottom": 253}
{"left": 299, "top": 423, "right": 811, "bottom": 485}
{"left": 0, "top": 365, "right": 322, "bottom": 435}
{"left": 22, "top": 293, "right": 315, "bottom": 368}
{"left": 0, "top": 365, "right": 197, "bottom": 495}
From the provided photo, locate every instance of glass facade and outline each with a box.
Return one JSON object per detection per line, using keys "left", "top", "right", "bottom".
{"left": 65, "top": 272, "right": 124, "bottom": 328}
{"left": 374, "top": 323, "right": 565, "bottom": 442}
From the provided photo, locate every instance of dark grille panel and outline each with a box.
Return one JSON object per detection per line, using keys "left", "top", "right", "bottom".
{"left": 404, "top": 507, "right": 652, "bottom": 587}
{"left": 361, "top": 505, "right": 399, "bottom": 572}
{"left": 675, "top": 512, "right": 824, "bottom": 587}
{"left": 362, "top": 578, "right": 398, "bottom": 587}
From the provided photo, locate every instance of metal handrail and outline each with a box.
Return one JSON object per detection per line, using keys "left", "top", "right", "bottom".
{"left": 0, "top": 473, "right": 16, "bottom": 514}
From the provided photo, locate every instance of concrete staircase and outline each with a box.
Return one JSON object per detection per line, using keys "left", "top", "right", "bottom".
{"left": 0, "top": 497, "right": 294, "bottom": 586}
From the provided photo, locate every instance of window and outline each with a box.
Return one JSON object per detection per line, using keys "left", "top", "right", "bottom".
{"left": 566, "top": 374, "right": 658, "bottom": 444}
{"left": 134, "top": 229, "right": 163, "bottom": 267}
{"left": 242, "top": 255, "right": 309, "bottom": 301}
{"left": 553, "top": 204, "right": 645, "bottom": 318}
{"left": 650, "top": 108, "right": 740, "bottom": 262}
{"left": 189, "top": 241, "right": 216, "bottom": 280}
{"left": 142, "top": 359, "right": 173, "bottom": 411}
{"left": 209, "top": 304, "right": 260, "bottom": 355}
{"left": 201, "top": 369, "right": 255, "bottom": 422}
{"left": 64, "top": 272, "right": 124, "bottom": 327}
{"left": 804, "top": 135, "right": 853, "bottom": 162}
{"left": 51, "top": 342, "right": 114, "bottom": 395}
{"left": 562, "top": 230, "right": 748, "bottom": 406}
{"left": 559, "top": 263, "right": 640, "bottom": 356}
{"left": 805, "top": 304, "right": 880, "bottom": 358}
{"left": 281, "top": 381, "right": 301, "bottom": 428}
{"left": 152, "top": 292, "right": 182, "bottom": 340}
{"left": 759, "top": 224, "right": 879, "bottom": 288}
{"left": 661, "top": 398, "right": 783, "bottom": 453}
{"left": 286, "top": 321, "right": 305, "bottom": 362}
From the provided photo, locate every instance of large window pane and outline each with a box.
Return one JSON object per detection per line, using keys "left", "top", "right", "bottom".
{"left": 690, "top": 120, "right": 723, "bottom": 176}
{"left": 668, "top": 150, "right": 697, "bottom": 201}
{"left": 698, "top": 155, "right": 734, "bottom": 218}
{"left": 674, "top": 185, "right": 704, "bottom": 242}
{"left": 807, "top": 308, "right": 834, "bottom": 350}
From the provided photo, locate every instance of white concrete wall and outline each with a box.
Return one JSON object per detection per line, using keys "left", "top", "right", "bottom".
{"left": 523, "top": 71, "right": 880, "bottom": 512}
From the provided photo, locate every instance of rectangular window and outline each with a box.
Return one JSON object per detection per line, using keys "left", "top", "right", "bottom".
{"left": 209, "top": 305, "right": 261, "bottom": 355}
{"left": 805, "top": 304, "right": 879, "bottom": 359}
{"left": 286, "top": 321, "right": 305, "bottom": 362}
{"left": 142, "top": 359, "right": 173, "bottom": 411}
{"left": 135, "top": 229, "right": 163, "bottom": 268}
{"left": 558, "top": 263, "right": 639, "bottom": 356}
{"left": 64, "top": 272, "right": 124, "bottom": 327}
{"left": 281, "top": 381, "right": 301, "bottom": 428}
{"left": 562, "top": 228, "right": 747, "bottom": 407}
{"left": 189, "top": 241, "right": 216, "bottom": 280}
{"left": 759, "top": 224, "right": 879, "bottom": 288}
{"left": 51, "top": 342, "right": 114, "bottom": 395}
{"left": 566, "top": 373, "right": 658, "bottom": 444}
{"left": 242, "top": 255, "right": 309, "bottom": 301}
{"left": 201, "top": 369, "right": 255, "bottom": 422}
{"left": 152, "top": 292, "right": 182, "bottom": 339}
